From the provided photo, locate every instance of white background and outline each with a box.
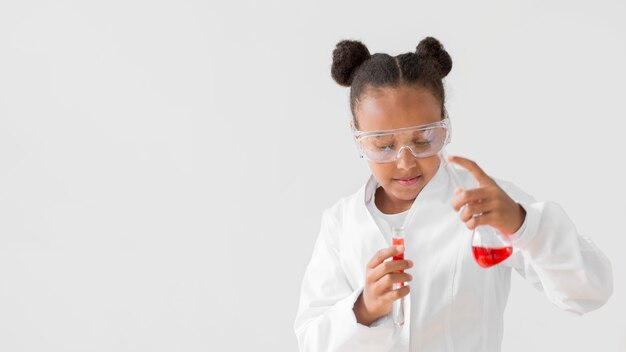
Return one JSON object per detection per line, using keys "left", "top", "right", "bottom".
{"left": 1, "top": 0, "right": 624, "bottom": 351}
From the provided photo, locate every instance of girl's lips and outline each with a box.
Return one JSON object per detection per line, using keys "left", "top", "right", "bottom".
{"left": 395, "top": 175, "right": 421, "bottom": 186}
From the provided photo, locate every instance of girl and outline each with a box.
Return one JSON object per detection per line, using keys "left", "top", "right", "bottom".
{"left": 294, "top": 37, "right": 613, "bottom": 351}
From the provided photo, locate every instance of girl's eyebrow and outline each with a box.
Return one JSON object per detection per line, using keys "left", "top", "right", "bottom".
{"left": 372, "top": 134, "right": 394, "bottom": 140}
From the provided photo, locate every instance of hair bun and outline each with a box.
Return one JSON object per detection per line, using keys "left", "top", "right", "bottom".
{"left": 415, "top": 37, "right": 452, "bottom": 78}
{"left": 331, "top": 40, "right": 371, "bottom": 87}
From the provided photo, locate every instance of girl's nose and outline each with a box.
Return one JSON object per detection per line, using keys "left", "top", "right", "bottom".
{"left": 396, "top": 147, "right": 417, "bottom": 170}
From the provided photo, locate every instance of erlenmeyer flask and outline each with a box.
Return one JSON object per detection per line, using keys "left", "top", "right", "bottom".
{"left": 440, "top": 152, "right": 513, "bottom": 268}
{"left": 471, "top": 224, "right": 512, "bottom": 268}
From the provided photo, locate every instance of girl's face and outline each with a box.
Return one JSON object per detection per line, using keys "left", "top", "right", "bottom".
{"left": 355, "top": 85, "right": 443, "bottom": 213}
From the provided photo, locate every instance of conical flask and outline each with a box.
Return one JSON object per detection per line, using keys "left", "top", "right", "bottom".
{"left": 470, "top": 224, "right": 512, "bottom": 268}
{"left": 440, "top": 152, "right": 512, "bottom": 268}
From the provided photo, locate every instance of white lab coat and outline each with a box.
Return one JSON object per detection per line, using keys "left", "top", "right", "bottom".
{"left": 294, "top": 161, "right": 613, "bottom": 351}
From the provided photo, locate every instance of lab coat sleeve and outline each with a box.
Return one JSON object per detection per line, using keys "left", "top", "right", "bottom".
{"left": 294, "top": 207, "right": 397, "bottom": 351}
{"left": 497, "top": 180, "right": 614, "bottom": 315}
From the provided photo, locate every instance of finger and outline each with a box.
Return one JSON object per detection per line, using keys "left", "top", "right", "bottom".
{"left": 371, "top": 259, "right": 413, "bottom": 282}
{"left": 452, "top": 188, "right": 490, "bottom": 211}
{"left": 376, "top": 272, "right": 413, "bottom": 294}
{"left": 381, "top": 285, "right": 410, "bottom": 302}
{"left": 367, "top": 245, "right": 404, "bottom": 269}
{"left": 465, "top": 212, "right": 496, "bottom": 230}
{"left": 460, "top": 200, "right": 494, "bottom": 222}
{"left": 446, "top": 155, "right": 494, "bottom": 186}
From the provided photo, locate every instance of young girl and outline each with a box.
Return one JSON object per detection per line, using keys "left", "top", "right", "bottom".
{"left": 294, "top": 37, "right": 613, "bottom": 351}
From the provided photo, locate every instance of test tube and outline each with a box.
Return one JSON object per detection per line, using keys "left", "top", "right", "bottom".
{"left": 391, "top": 226, "right": 405, "bottom": 326}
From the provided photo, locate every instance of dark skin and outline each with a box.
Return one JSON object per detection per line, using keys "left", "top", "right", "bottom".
{"left": 352, "top": 85, "right": 525, "bottom": 326}
{"left": 356, "top": 85, "right": 443, "bottom": 215}
{"left": 448, "top": 155, "right": 526, "bottom": 235}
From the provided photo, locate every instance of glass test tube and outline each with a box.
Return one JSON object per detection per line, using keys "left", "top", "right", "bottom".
{"left": 391, "top": 226, "right": 405, "bottom": 326}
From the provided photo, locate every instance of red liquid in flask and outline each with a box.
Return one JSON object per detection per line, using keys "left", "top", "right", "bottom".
{"left": 472, "top": 246, "right": 512, "bottom": 268}
{"left": 392, "top": 237, "right": 405, "bottom": 287}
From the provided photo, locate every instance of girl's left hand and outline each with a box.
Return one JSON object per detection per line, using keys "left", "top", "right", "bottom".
{"left": 447, "top": 155, "right": 526, "bottom": 235}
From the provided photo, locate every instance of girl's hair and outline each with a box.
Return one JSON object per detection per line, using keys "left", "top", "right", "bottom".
{"left": 331, "top": 36, "right": 452, "bottom": 128}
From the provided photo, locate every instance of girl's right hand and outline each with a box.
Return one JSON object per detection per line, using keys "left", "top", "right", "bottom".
{"left": 353, "top": 245, "right": 413, "bottom": 326}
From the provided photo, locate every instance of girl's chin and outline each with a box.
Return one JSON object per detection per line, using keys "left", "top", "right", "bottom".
{"left": 390, "top": 184, "right": 424, "bottom": 201}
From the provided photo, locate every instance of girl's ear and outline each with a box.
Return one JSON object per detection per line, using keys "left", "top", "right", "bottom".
{"left": 349, "top": 120, "right": 357, "bottom": 132}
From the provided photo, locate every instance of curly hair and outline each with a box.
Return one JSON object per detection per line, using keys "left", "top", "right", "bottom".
{"left": 331, "top": 36, "right": 452, "bottom": 127}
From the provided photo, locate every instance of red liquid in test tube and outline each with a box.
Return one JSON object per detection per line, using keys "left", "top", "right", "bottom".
{"left": 392, "top": 237, "right": 405, "bottom": 287}
{"left": 391, "top": 226, "right": 406, "bottom": 326}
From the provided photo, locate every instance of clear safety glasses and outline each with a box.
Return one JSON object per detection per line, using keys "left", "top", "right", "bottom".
{"left": 352, "top": 118, "right": 451, "bottom": 163}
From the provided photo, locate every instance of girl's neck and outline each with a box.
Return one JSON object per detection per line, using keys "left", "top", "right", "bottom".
{"left": 374, "top": 187, "right": 413, "bottom": 215}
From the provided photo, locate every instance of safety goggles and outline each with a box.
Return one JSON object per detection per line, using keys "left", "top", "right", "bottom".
{"left": 352, "top": 118, "right": 451, "bottom": 163}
